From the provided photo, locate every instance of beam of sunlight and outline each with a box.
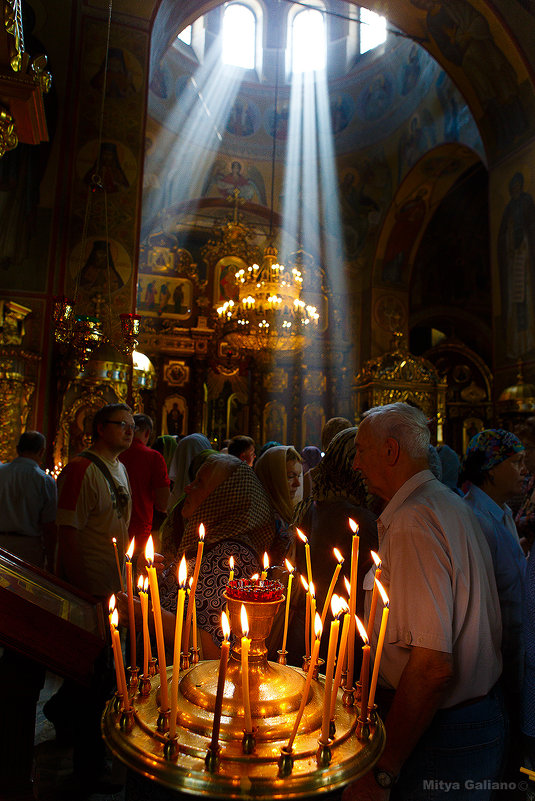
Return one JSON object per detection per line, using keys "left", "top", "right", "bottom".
{"left": 143, "top": 42, "right": 243, "bottom": 231}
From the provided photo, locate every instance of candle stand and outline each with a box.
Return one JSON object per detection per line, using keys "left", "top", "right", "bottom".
{"left": 102, "top": 584, "right": 385, "bottom": 799}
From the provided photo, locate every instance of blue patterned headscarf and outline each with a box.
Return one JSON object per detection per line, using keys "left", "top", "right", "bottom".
{"left": 464, "top": 429, "right": 524, "bottom": 471}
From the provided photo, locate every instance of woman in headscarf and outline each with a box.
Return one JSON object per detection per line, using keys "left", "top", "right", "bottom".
{"left": 293, "top": 427, "right": 378, "bottom": 632}
{"left": 254, "top": 445, "right": 303, "bottom": 564}
{"left": 167, "top": 433, "right": 211, "bottom": 511}
{"left": 152, "top": 434, "right": 178, "bottom": 474}
{"left": 158, "top": 453, "right": 276, "bottom": 656}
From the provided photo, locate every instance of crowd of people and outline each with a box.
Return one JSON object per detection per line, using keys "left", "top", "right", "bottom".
{"left": 3, "top": 403, "right": 535, "bottom": 799}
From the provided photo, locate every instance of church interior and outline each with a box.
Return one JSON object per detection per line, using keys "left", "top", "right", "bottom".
{"left": 3, "top": 0, "right": 535, "bottom": 464}
{"left": 4, "top": 2, "right": 535, "bottom": 800}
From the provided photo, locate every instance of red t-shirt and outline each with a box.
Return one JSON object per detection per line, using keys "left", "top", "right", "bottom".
{"left": 119, "top": 438, "right": 170, "bottom": 542}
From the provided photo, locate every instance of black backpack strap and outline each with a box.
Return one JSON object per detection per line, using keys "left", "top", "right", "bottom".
{"left": 79, "top": 450, "right": 130, "bottom": 519}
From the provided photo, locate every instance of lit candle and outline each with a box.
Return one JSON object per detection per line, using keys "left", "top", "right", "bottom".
{"left": 183, "top": 524, "right": 205, "bottom": 653}
{"left": 281, "top": 559, "right": 294, "bottom": 653}
{"left": 125, "top": 537, "right": 136, "bottom": 669}
{"left": 287, "top": 613, "right": 322, "bottom": 750}
{"left": 300, "top": 575, "right": 310, "bottom": 659}
{"left": 169, "top": 556, "right": 188, "bottom": 739}
{"left": 241, "top": 604, "right": 253, "bottom": 733}
{"left": 109, "top": 600, "right": 129, "bottom": 709}
{"left": 138, "top": 575, "right": 149, "bottom": 678}
{"left": 366, "top": 551, "right": 382, "bottom": 641}
{"left": 368, "top": 579, "right": 390, "bottom": 714}
{"left": 309, "top": 581, "right": 316, "bottom": 656}
{"left": 250, "top": 573, "right": 259, "bottom": 582}
{"left": 296, "top": 528, "right": 313, "bottom": 585}
{"left": 112, "top": 537, "right": 125, "bottom": 593}
{"left": 145, "top": 535, "right": 169, "bottom": 711}
{"left": 209, "top": 612, "right": 231, "bottom": 750}
{"left": 189, "top": 576, "right": 198, "bottom": 652}
{"left": 329, "top": 599, "right": 350, "bottom": 721}
{"left": 320, "top": 547, "right": 344, "bottom": 627}
{"left": 321, "top": 596, "right": 342, "bottom": 743}
{"left": 261, "top": 551, "right": 269, "bottom": 580}
{"left": 345, "top": 518, "right": 359, "bottom": 694}
{"left": 228, "top": 555, "right": 234, "bottom": 583}
{"left": 356, "top": 615, "right": 370, "bottom": 722}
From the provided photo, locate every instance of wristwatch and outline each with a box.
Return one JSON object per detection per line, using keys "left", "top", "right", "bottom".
{"left": 373, "top": 766, "right": 398, "bottom": 788}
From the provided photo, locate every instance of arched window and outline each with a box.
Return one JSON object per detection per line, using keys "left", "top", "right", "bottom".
{"left": 359, "top": 7, "right": 386, "bottom": 54}
{"left": 291, "top": 8, "right": 326, "bottom": 73}
{"left": 178, "top": 26, "right": 192, "bottom": 46}
{"left": 222, "top": 4, "right": 256, "bottom": 70}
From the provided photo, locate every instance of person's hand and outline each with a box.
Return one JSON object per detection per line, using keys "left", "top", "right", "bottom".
{"left": 116, "top": 591, "right": 143, "bottom": 628}
{"left": 342, "top": 771, "right": 390, "bottom": 801}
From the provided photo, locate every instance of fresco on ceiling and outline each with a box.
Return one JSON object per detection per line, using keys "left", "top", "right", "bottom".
{"left": 398, "top": 109, "right": 437, "bottom": 180}
{"left": 409, "top": 0, "right": 528, "bottom": 158}
{"left": 497, "top": 171, "right": 535, "bottom": 362}
{"left": 149, "top": 35, "right": 481, "bottom": 162}
{"left": 201, "top": 159, "right": 267, "bottom": 205}
{"left": 226, "top": 98, "right": 261, "bottom": 137}
{"left": 338, "top": 151, "right": 392, "bottom": 262}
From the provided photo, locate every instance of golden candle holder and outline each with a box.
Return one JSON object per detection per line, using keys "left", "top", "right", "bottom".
{"left": 102, "top": 588, "right": 385, "bottom": 798}
{"left": 138, "top": 675, "right": 152, "bottom": 697}
{"left": 127, "top": 666, "right": 139, "bottom": 691}
{"left": 148, "top": 657, "right": 157, "bottom": 677}
{"left": 190, "top": 647, "right": 200, "bottom": 665}
{"left": 277, "top": 649, "right": 288, "bottom": 665}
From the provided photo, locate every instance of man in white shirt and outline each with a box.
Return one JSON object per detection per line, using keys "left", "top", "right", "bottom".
{"left": 343, "top": 402, "right": 504, "bottom": 801}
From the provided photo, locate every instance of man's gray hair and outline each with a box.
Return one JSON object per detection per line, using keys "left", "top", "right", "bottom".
{"left": 362, "top": 403, "right": 430, "bottom": 459}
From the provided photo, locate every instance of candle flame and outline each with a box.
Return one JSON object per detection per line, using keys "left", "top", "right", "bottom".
{"left": 199, "top": 523, "right": 205, "bottom": 541}
{"left": 296, "top": 528, "right": 308, "bottom": 544}
{"left": 344, "top": 576, "right": 351, "bottom": 595}
{"left": 189, "top": 576, "right": 193, "bottom": 589}
{"left": 355, "top": 615, "right": 368, "bottom": 644}
{"left": 263, "top": 552, "right": 269, "bottom": 570}
{"left": 178, "top": 555, "right": 187, "bottom": 587}
{"left": 112, "top": 537, "right": 117, "bottom": 544}
{"left": 331, "top": 594, "right": 343, "bottom": 618}
{"left": 109, "top": 595, "right": 116, "bottom": 613}
{"left": 251, "top": 573, "right": 259, "bottom": 581}
{"left": 240, "top": 604, "right": 249, "bottom": 637}
{"left": 333, "top": 547, "right": 344, "bottom": 564}
{"left": 339, "top": 597, "right": 350, "bottom": 613}
{"left": 111, "top": 608, "right": 119, "bottom": 628}
{"left": 126, "top": 537, "right": 135, "bottom": 560}
{"left": 145, "top": 535, "right": 154, "bottom": 566}
{"left": 222, "top": 611, "right": 230, "bottom": 641}
{"left": 348, "top": 518, "right": 359, "bottom": 534}
{"left": 137, "top": 574, "right": 144, "bottom": 590}
{"left": 376, "top": 578, "right": 389, "bottom": 607}
{"left": 143, "top": 576, "right": 148, "bottom": 592}
{"left": 314, "top": 612, "right": 322, "bottom": 639}
{"left": 229, "top": 555, "right": 234, "bottom": 570}
{"left": 309, "top": 581, "right": 315, "bottom": 599}
{"left": 371, "top": 551, "right": 381, "bottom": 568}
{"left": 285, "top": 558, "right": 294, "bottom": 573}
{"left": 300, "top": 574, "right": 309, "bottom": 592}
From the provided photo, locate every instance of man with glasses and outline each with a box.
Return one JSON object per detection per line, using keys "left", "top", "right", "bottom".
{"left": 49, "top": 403, "right": 134, "bottom": 795}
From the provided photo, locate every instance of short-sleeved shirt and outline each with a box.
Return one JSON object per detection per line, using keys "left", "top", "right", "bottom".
{"left": 366, "top": 470, "right": 502, "bottom": 708}
{"left": 464, "top": 484, "right": 526, "bottom": 685}
{"left": 0, "top": 457, "right": 57, "bottom": 536}
{"left": 119, "top": 438, "right": 170, "bottom": 539}
{"left": 56, "top": 453, "right": 131, "bottom": 598}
